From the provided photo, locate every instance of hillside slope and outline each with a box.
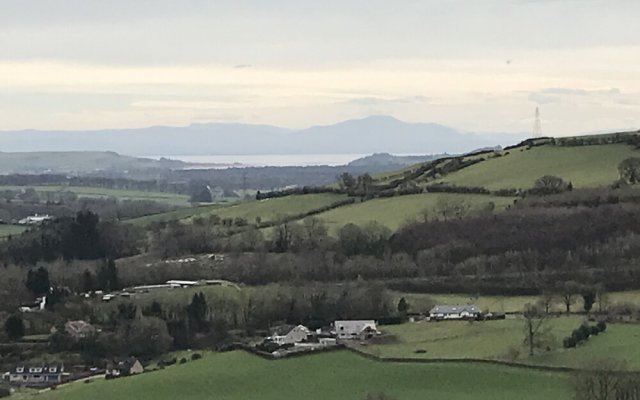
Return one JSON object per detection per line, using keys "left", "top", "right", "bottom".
{"left": 435, "top": 143, "right": 638, "bottom": 190}
{"left": 36, "top": 351, "right": 569, "bottom": 400}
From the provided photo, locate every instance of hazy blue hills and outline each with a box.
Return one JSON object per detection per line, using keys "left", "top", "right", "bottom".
{"left": 0, "top": 116, "right": 505, "bottom": 156}
{"left": 0, "top": 151, "right": 186, "bottom": 174}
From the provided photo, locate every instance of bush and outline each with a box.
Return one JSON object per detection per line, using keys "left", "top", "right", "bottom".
{"left": 589, "top": 326, "right": 600, "bottom": 336}
{"left": 563, "top": 336, "right": 577, "bottom": 348}
{"left": 578, "top": 324, "right": 591, "bottom": 340}
{"left": 0, "top": 387, "right": 10, "bottom": 398}
{"left": 179, "top": 358, "right": 187, "bottom": 364}
{"left": 597, "top": 321, "right": 607, "bottom": 332}
{"left": 191, "top": 353, "right": 202, "bottom": 361}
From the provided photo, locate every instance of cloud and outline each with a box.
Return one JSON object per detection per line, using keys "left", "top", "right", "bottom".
{"left": 345, "top": 95, "right": 430, "bottom": 106}
{"left": 539, "top": 87, "right": 621, "bottom": 96}
{"left": 233, "top": 64, "right": 252, "bottom": 69}
{"left": 528, "top": 87, "right": 623, "bottom": 104}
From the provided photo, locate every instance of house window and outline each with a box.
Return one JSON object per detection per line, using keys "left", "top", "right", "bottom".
{"left": 49, "top": 367, "right": 57, "bottom": 373}
{"left": 16, "top": 367, "right": 23, "bottom": 373}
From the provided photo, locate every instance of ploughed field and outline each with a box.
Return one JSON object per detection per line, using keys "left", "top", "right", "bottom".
{"left": 32, "top": 351, "right": 569, "bottom": 400}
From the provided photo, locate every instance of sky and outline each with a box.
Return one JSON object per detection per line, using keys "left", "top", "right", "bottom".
{"left": 1, "top": 0, "right": 640, "bottom": 136}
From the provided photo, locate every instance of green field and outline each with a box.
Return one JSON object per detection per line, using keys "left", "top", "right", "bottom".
{"left": 33, "top": 351, "right": 569, "bottom": 400}
{"left": 315, "top": 193, "right": 514, "bottom": 234}
{"left": 126, "top": 203, "right": 234, "bottom": 226}
{"left": 188, "top": 193, "right": 348, "bottom": 224}
{"left": 436, "top": 144, "right": 638, "bottom": 190}
{"left": 0, "top": 185, "right": 192, "bottom": 206}
{"left": 364, "top": 317, "right": 581, "bottom": 361}
{"left": 363, "top": 318, "right": 640, "bottom": 370}
{"left": 0, "top": 224, "right": 27, "bottom": 238}
{"left": 395, "top": 290, "right": 640, "bottom": 314}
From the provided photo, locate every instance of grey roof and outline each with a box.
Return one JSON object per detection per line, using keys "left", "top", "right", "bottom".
{"left": 429, "top": 305, "right": 480, "bottom": 314}
{"left": 270, "top": 324, "right": 296, "bottom": 336}
{"left": 108, "top": 357, "right": 140, "bottom": 371}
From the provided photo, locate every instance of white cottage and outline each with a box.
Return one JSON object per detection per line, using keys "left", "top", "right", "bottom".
{"left": 333, "top": 320, "right": 380, "bottom": 340}
{"left": 268, "top": 324, "right": 312, "bottom": 345}
{"left": 429, "top": 305, "right": 481, "bottom": 320}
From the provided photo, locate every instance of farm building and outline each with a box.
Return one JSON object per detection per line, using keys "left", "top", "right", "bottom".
{"left": 334, "top": 320, "right": 380, "bottom": 340}
{"left": 268, "top": 324, "right": 312, "bottom": 345}
{"left": 429, "top": 305, "right": 481, "bottom": 320}
{"left": 17, "top": 214, "right": 52, "bottom": 225}
{"left": 3, "top": 364, "right": 65, "bottom": 387}
{"left": 106, "top": 358, "right": 144, "bottom": 378}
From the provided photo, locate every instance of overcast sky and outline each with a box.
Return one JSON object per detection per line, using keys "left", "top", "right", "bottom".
{"left": 1, "top": 0, "right": 639, "bottom": 135}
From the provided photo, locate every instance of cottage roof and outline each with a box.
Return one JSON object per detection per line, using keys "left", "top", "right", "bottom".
{"left": 108, "top": 357, "right": 140, "bottom": 371}
{"left": 65, "top": 320, "right": 95, "bottom": 335}
{"left": 270, "top": 324, "right": 296, "bottom": 336}
{"left": 334, "top": 320, "right": 377, "bottom": 333}
{"left": 429, "top": 305, "right": 480, "bottom": 314}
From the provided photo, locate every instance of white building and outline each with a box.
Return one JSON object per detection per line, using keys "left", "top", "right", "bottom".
{"left": 268, "top": 325, "right": 312, "bottom": 345}
{"left": 429, "top": 305, "right": 481, "bottom": 320}
{"left": 17, "top": 214, "right": 52, "bottom": 225}
{"left": 334, "top": 320, "right": 380, "bottom": 340}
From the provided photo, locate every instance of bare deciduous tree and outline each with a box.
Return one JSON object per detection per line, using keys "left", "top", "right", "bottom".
{"left": 523, "top": 303, "right": 550, "bottom": 357}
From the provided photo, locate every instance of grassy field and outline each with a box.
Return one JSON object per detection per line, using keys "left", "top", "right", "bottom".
{"left": 0, "top": 224, "right": 27, "bottom": 238}
{"left": 395, "top": 290, "right": 640, "bottom": 314}
{"left": 363, "top": 317, "right": 640, "bottom": 370}
{"left": 126, "top": 203, "right": 234, "bottom": 226}
{"left": 31, "top": 351, "right": 569, "bottom": 400}
{"left": 365, "top": 317, "right": 582, "bottom": 361}
{"left": 129, "top": 193, "right": 347, "bottom": 226}
{"left": 187, "top": 193, "right": 348, "bottom": 224}
{"left": 0, "top": 185, "right": 192, "bottom": 207}
{"left": 435, "top": 144, "right": 638, "bottom": 190}
{"left": 315, "top": 193, "right": 514, "bottom": 234}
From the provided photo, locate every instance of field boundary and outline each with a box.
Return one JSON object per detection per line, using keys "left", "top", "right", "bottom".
{"left": 342, "top": 346, "right": 578, "bottom": 373}
{"left": 234, "top": 343, "right": 577, "bottom": 373}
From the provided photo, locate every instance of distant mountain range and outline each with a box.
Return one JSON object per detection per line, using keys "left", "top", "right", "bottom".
{"left": 0, "top": 116, "right": 523, "bottom": 156}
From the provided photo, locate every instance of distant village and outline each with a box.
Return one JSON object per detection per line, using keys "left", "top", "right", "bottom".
{"left": 3, "top": 289, "right": 505, "bottom": 390}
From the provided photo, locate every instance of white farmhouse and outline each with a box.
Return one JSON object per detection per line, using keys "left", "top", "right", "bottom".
{"left": 429, "top": 305, "right": 481, "bottom": 320}
{"left": 333, "top": 320, "right": 380, "bottom": 340}
{"left": 268, "top": 324, "right": 312, "bottom": 345}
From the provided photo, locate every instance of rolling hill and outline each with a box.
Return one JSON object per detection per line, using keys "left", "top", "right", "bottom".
{"left": 434, "top": 143, "right": 638, "bottom": 190}
{"left": 0, "top": 151, "right": 186, "bottom": 174}
{"left": 128, "top": 132, "right": 640, "bottom": 235}
{"left": 33, "top": 351, "right": 569, "bottom": 400}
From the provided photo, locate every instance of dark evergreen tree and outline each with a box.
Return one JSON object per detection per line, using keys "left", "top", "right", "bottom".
{"left": 4, "top": 314, "right": 25, "bottom": 341}
{"left": 97, "top": 259, "right": 119, "bottom": 292}
{"left": 187, "top": 292, "right": 208, "bottom": 332}
{"left": 82, "top": 269, "right": 95, "bottom": 293}
{"left": 25, "top": 266, "right": 50, "bottom": 296}
{"left": 397, "top": 297, "right": 409, "bottom": 315}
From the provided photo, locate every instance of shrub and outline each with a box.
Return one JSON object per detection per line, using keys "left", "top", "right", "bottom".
{"left": 597, "top": 321, "right": 607, "bottom": 332}
{"left": 578, "top": 324, "right": 591, "bottom": 340}
{"left": 563, "top": 336, "right": 577, "bottom": 348}
{"left": 0, "top": 387, "right": 10, "bottom": 398}
{"left": 179, "top": 358, "right": 187, "bottom": 364}
{"left": 191, "top": 353, "right": 202, "bottom": 361}
{"left": 589, "top": 326, "right": 600, "bottom": 336}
